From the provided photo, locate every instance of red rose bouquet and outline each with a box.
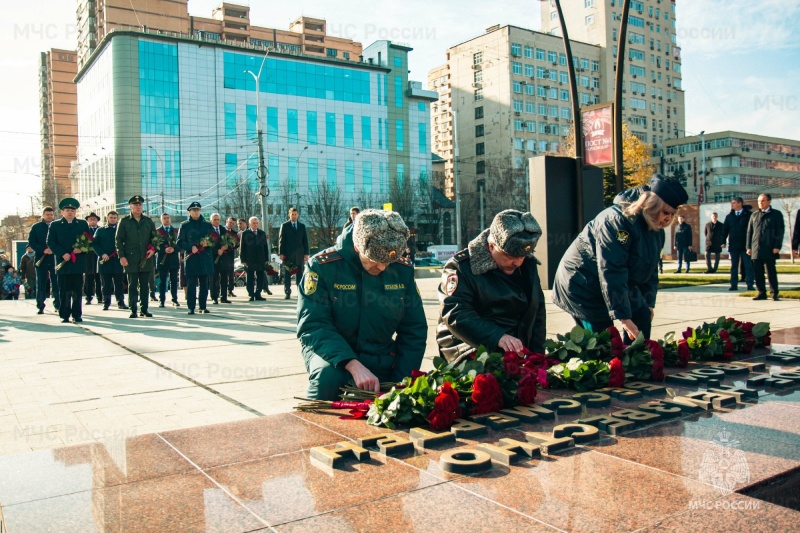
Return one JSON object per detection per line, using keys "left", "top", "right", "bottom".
{"left": 56, "top": 231, "right": 94, "bottom": 271}
{"left": 182, "top": 234, "right": 215, "bottom": 263}
{"left": 157, "top": 228, "right": 178, "bottom": 266}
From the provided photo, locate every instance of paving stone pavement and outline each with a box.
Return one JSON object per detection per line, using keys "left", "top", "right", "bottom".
{"left": 1, "top": 272, "right": 798, "bottom": 457}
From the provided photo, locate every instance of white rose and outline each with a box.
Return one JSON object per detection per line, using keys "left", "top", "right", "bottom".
{"left": 566, "top": 357, "right": 583, "bottom": 371}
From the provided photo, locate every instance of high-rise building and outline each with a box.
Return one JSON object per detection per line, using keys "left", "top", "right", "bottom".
{"left": 663, "top": 131, "right": 800, "bottom": 204}
{"left": 539, "top": 0, "right": 685, "bottom": 151}
{"left": 39, "top": 49, "right": 78, "bottom": 207}
{"left": 429, "top": 25, "right": 602, "bottom": 239}
{"left": 74, "top": 24, "right": 436, "bottom": 244}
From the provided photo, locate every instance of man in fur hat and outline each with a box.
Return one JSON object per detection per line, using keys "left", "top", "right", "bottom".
{"left": 297, "top": 209, "right": 427, "bottom": 400}
{"left": 437, "top": 209, "right": 546, "bottom": 363}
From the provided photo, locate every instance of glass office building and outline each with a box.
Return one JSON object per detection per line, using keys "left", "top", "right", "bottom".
{"left": 75, "top": 30, "right": 436, "bottom": 219}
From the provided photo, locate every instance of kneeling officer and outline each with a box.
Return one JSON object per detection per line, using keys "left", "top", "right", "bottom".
{"left": 297, "top": 209, "right": 427, "bottom": 400}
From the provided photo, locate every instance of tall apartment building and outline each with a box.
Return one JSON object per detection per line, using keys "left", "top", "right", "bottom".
{"left": 76, "top": 1, "right": 363, "bottom": 70}
{"left": 539, "top": 0, "right": 686, "bottom": 151}
{"left": 663, "top": 131, "right": 800, "bottom": 204}
{"left": 39, "top": 49, "right": 78, "bottom": 207}
{"left": 74, "top": 26, "right": 435, "bottom": 245}
{"left": 429, "top": 25, "right": 602, "bottom": 238}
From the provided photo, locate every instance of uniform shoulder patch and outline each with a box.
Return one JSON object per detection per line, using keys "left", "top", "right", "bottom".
{"left": 395, "top": 257, "right": 412, "bottom": 267}
{"left": 303, "top": 270, "right": 319, "bottom": 295}
{"left": 316, "top": 250, "right": 343, "bottom": 264}
{"left": 445, "top": 273, "right": 459, "bottom": 296}
{"left": 454, "top": 250, "right": 470, "bottom": 263}
{"left": 616, "top": 230, "right": 630, "bottom": 245}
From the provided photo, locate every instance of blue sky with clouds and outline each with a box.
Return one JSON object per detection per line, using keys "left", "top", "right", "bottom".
{"left": 0, "top": 0, "right": 797, "bottom": 217}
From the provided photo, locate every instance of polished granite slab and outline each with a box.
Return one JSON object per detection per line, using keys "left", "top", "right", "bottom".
{"left": 1, "top": 350, "right": 799, "bottom": 532}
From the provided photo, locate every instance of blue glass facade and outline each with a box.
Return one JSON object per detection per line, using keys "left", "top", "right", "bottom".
{"left": 223, "top": 52, "right": 371, "bottom": 104}
{"left": 139, "top": 41, "right": 180, "bottom": 135}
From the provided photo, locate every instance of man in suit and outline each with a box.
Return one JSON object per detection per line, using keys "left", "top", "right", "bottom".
{"left": 225, "top": 216, "right": 238, "bottom": 298}
{"left": 93, "top": 211, "right": 128, "bottom": 310}
{"left": 116, "top": 195, "right": 157, "bottom": 318}
{"left": 703, "top": 212, "right": 725, "bottom": 273}
{"left": 177, "top": 202, "right": 214, "bottom": 314}
{"left": 28, "top": 206, "right": 60, "bottom": 314}
{"left": 722, "top": 197, "right": 754, "bottom": 291}
{"left": 83, "top": 212, "right": 102, "bottom": 304}
{"left": 156, "top": 213, "right": 180, "bottom": 307}
{"left": 278, "top": 207, "right": 310, "bottom": 299}
{"left": 47, "top": 198, "right": 90, "bottom": 323}
{"left": 239, "top": 216, "right": 268, "bottom": 301}
{"left": 210, "top": 213, "right": 235, "bottom": 304}
{"left": 747, "top": 193, "right": 785, "bottom": 301}
{"left": 672, "top": 215, "right": 693, "bottom": 273}
{"left": 793, "top": 210, "right": 800, "bottom": 259}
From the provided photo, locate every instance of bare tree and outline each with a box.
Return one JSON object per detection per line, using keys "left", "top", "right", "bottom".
{"left": 305, "top": 181, "right": 347, "bottom": 250}
{"left": 216, "top": 178, "right": 261, "bottom": 221}
{"left": 388, "top": 174, "right": 418, "bottom": 226}
{"left": 355, "top": 190, "right": 385, "bottom": 212}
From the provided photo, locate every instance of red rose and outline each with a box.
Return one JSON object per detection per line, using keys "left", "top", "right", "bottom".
{"left": 682, "top": 327, "right": 694, "bottom": 340}
{"left": 645, "top": 340, "right": 665, "bottom": 380}
{"left": 517, "top": 367, "right": 538, "bottom": 405}
{"left": 427, "top": 382, "right": 462, "bottom": 430}
{"left": 742, "top": 333, "right": 756, "bottom": 354}
{"left": 607, "top": 326, "right": 625, "bottom": 358}
{"left": 503, "top": 352, "right": 522, "bottom": 376}
{"left": 409, "top": 369, "right": 427, "bottom": 386}
{"left": 609, "top": 357, "right": 625, "bottom": 387}
{"left": 470, "top": 373, "right": 503, "bottom": 415}
{"left": 761, "top": 331, "right": 771, "bottom": 347}
{"left": 536, "top": 367, "right": 549, "bottom": 388}
{"left": 677, "top": 339, "right": 690, "bottom": 367}
{"left": 741, "top": 322, "right": 754, "bottom": 334}
{"left": 718, "top": 330, "right": 734, "bottom": 360}
{"left": 522, "top": 352, "right": 546, "bottom": 369}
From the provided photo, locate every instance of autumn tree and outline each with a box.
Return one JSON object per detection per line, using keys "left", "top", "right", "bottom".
{"left": 600, "top": 123, "right": 656, "bottom": 206}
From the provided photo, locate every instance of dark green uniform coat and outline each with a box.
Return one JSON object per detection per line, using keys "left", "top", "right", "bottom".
{"left": 177, "top": 216, "right": 214, "bottom": 277}
{"left": 115, "top": 214, "right": 156, "bottom": 273}
{"left": 47, "top": 217, "right": 90, "bottom": 275}
{"left": 297, "top": 227, "right": 427, "bottom": 399}
{"left": 93, "top": 224, "right": 123, "bottom": 274}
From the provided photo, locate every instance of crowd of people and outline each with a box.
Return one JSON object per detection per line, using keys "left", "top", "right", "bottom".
{"left": 10, "top": 178, "right": 800, "bottom": 399}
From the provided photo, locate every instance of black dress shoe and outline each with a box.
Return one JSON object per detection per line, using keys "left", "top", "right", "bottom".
{"left": 265, "top": 288, "right": 273, "bottom": 295}
{"left": 220, "top": 298, "right": 232, "bottom": 304}
{"left": 61, "top": 318, "right": 70, "bottom": 323}
{"left": 119, "top": 303, "right": 129, "bottom": 310}
{"left": 212, "top": 299, "right": 219, "bottom": 305}
{"left": 172, "top": 301, "right": 180, "bottom": 307}
{"left": 37, "top": 309, "right": 44, "bottom": 315}
{"left": 703, "top": 270, "right": 712, "bottom": 274}
{"left": 752, "top": 294, "right": 768, "bottom": 301}
{"left": 159, "top": 302, "right": 165, "bottom": 308}
{"left": 249, "top": 296, "right": 255, "bottom": 301}
{"left": 140, "top": 311, "right": 153, "bottom": 317}
{"left": 129, "top": 311, "right": 139, "bottom": 318}
{"left": 728, "top": 287, "right": 738, "bottom": 291}
{"left": 103, "top": 305, "right": 110, "bottom": 311}
{"left": 773, "top": 296, "right": 781, "bottom": 301}
{"left": 255, "top": 296, "right": 266, "bottom": 301}
{"left": 188, "top": 309, "right": 195, "bottom": 315}
{"left": 85, "top": 298, "right": 92, "bottom": 305}
{"left": 747, "top": 286, "right": 755, "bottom": 291}
{"left": 284, "top": 294, "right": 290, "bottom": 300}
{"left": 228, "top": 291, "right": 236, "bottom": 297}
{"left": 200, "top": 309, "right": 210, "bottom": 314}
{"left": 72, "top": 317, "right": 83, "bottom": 323}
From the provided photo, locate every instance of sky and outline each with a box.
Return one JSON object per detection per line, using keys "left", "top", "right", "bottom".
{"left": 0, "top": 0, "right": 798, "bottom": 219}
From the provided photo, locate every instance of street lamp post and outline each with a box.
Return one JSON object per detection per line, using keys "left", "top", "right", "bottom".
{"left": 614, "top": 0, "right": 633, "bottom": 192}
{"left": 244, "top": 48, "right": 273, "bottom": 257}
{"left": 147, "top": 145, "right": 166, "bottom": 215}
{"left": 449, "top": 110, "right": 462, "bottom": 247}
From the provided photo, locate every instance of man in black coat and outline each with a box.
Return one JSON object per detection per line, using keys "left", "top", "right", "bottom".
{"left": 156, "top": 213, "right": 180, "bottom": 307}
{"left": 239, "top": 216, "right": 268, "bottom": 301}
{"left": 704, "top": 212, "right": 725, "bottom": 273}
{"left": 673, "top": 215, "right": 693, "bottom": 273}
{"left": 225, "top": 216, "right": 239, "bottom": 297}
{"left": 438, "top": 210, "right": 546, "bottom": 362}
{"left": 793, "top": 210, "right": 800, "bottom": 259}
{"left": 209, "top": 213, "right": 235, "bottom": 305}
{"left": 83, "top": 212, "right": 102, "bottom": 304}
{"left": 177, "top": 202, "right": 214, "bottom": 314}
{"left": 278, "top": 207, "right": 310, "bottom": 299}
{"left": 28, "top": 206, "right": 60, "bottom": 314}
{"left": 747, "top": 193, "right": 785, "bottom": 301}
{"left": 47, "top": 198, "right": 90, "bottom": 323}
{"left": 93, "top": 211, "right": 127, "bottom": 310}
{"left": 722, "top": 197, "right": 754, "bottom": 291}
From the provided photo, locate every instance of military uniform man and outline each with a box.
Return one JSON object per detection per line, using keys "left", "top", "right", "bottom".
{"left": 156, "top": 213, "right": 180, "bottom": 307}
{"left": 47, "top": 198, "right": 90, "bottom": 323}
{"left": 297, "top": 209, "right": 427, "bottom": 400}
{"left": 438, "top": 210, "right": 546, "bottom": 362}
{"left": 116, "top": 195, "right": 157, "bottom": 318}
{"left": 93, "top": 211, "right": 127, "bottom": 310}
{"left": 28, "top": 206, "right": 60, "bottom": 314}
{"left": 177, "top": 201, "right": 214, "bottom": 314}
{"left": 83, "top": 212, "right": 102, "bottom": 304}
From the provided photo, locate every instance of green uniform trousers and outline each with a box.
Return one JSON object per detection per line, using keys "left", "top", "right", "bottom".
{"left": 304, "top": 352, "right": 396, "bottom": 401}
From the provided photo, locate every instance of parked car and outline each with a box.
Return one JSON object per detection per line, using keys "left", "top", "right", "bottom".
{"left": 414, "top": 257, "right": 444, "bottom": 267}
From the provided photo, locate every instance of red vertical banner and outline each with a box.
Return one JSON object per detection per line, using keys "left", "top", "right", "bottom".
{"left": 581, "top": 103, "right": 614, "bottom": 167}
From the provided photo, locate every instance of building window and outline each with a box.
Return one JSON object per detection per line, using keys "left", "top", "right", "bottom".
{"left": 307, "top": 111, "right": 318, "bottom": 145}
{"left": 326, "top": 159, "right": 337, "bottom": 185}
{"left": 473, "top": 51, "right": 482, "bottom": 65}
{"left": 343, "top": 114, "right": 354, "bottom": 148}
{"left": 512, "top": 61, "right": 522, "bottom": 75}
{"left": 326, "top": 112, "right": 336, "bottom": 146}
{"left": 475, "top": 88, "right": 483, "bottom": 101}
{"left": 418, "top": 102, "right": 426, "bottom": 111}
{"left": 267, "top": 107, "right": 278, "bottom": 142}
{"left": 527, "top": 121, "right": 536, "bottom": 132}
{"left": 511, "top": 43, "right": 522, "bottom": 56}
{"left": 585, "top": 14, "right": 595, "bottom": 24}
{"left": 475, "top": 106, "right": 484, "bottom": 119}
{"left": 476, "top": 142, "right": 485, "bottom": 156}
{"left": 513, "top": 81, "right": 523, "bottom": 93}
{"left": 287, "top": 109, "right": 298, "bottom": 144}
{"left": 536, "top": 48, "right": 546, "bottom": 61}
{"left": 513, "top": 100, "right": 523, "bottom": 112}
{"left": 326, "top": 48, "right": 338, "bottom": 57}
{"left": 343, "top": 52, "right": 350, "bottom": 60}
{"left": 475, "top": 124, "right": 484, "bottom": 137}
{"left": 394, "top": 76, "right": 403, "bottom": 107}
{"left": 525, "top": 64, "right": 534, "bottom": 77}
{"left": 361, "top": 116, "right": 372, "bottom": 149}
{"left": 224, "top": 103, "right": 236, "bottom": 140}
{"left": 246, "top": 105, "right": 257, "bottom": 140}
{"left": 395, "top": 120, "right": 404, "bottom": 151}
{"left": 585, "top": 0, "right": 593, "bottom": 6}
{"left": 307, "top": 159, "right": 318, "bottom": 190}
{"left": 477, "top": 161, "right": 486, "bottom": 174}
{"left": 345, "top": 160, "right": 355, "bottom": 193}
{"left": 362, "top": 161, "right": 372, "bottom": 192}
{"left": 524, "top": 45, "right": 534, "bottom": 58}
{"left": 514, "top": 119, "right": 524, "bottom": 131}
{"left": 418, "top": 122, "right": 427, "bottom": 154}
{"left": 547, "top": 51, "right": 557, "bottom": 63}
{"left": 394, "top": 56, "right": 402, "bottom": 67}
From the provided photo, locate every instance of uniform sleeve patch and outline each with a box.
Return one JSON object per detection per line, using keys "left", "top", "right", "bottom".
{"left": 303, "top": 271, "right": 319, "bottom": 295}
{"left": 445, "top": 273, "right": 459, "bottom": 296}
{"left": 616, "top": 230, "right": 630, "bottom": 245}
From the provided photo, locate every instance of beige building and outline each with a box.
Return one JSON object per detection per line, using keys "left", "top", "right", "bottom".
{"left": 76, "top": 0, "right": 363, "bottom": 69}
{"left": 429, "top": 25, "right": 602, "bottom": 239}
{"left": 663, "top": 131, "right": 800, "bottom": 204}
{"left": 539, "top": 0, "right": 686, "bottom": 152}
{"left": 39, "top": 49, "right": 78, "bottom": 207}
